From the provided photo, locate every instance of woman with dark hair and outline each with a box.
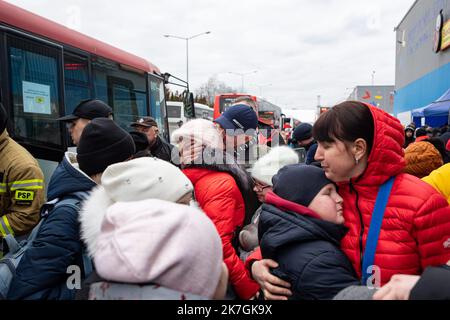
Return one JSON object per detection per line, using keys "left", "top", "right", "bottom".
{"left": 248, "top": 101, "right": 450, "bottom": 299}
{"left": 403, "top": 126, "right": 415, "bottom": 149}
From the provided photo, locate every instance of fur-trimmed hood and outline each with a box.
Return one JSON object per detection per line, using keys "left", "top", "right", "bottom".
{"left": 79, "top": 184, "right": 113, "bottom": 257}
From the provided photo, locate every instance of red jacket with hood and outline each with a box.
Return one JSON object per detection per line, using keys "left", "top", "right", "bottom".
{"left": 339, "top": 104, "right": 450, "bottom": 285}
{"left": 246, "top": 104, "right": 450, "bottom": 286}
{"left": 183, "top": 168, "right": 260, "bottom": 299}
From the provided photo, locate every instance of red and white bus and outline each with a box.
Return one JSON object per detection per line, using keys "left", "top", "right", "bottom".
{"left": 0, "top": 1, "right": 169, "bottom": 180}
{"left": 213, "top": 93, "right": 282, "bottom": 128}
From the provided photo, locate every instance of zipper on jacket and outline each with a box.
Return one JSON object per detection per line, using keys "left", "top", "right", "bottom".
{"left": 349, "top": 180, "right": 364, "bottom": 274}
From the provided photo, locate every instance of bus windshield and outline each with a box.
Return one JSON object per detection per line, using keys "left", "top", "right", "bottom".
{"left": 219, "top": 97, "right": 238, "bottom": 113}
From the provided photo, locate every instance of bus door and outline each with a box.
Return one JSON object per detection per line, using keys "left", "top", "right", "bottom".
{"left": 1, "top": 30, "right": 68, "bottom": 188}
{"left": 149, "top": 74, "right": 169, "bottom": 142}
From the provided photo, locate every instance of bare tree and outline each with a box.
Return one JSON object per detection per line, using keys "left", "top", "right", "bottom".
{"left": 195, "top": 77, "right": 237, "bottom": 106}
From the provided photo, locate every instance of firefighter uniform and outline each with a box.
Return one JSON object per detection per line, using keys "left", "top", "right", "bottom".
{"left": 0, "top": 130, "right": 45, "bottom": 238}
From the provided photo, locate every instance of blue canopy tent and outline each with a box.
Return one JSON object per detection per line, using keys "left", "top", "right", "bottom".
{"left": 423, "top": 88, "right": 450, "bottom": 127}
{"left": 411, "top": 106, "right": 426, "bottom": 127}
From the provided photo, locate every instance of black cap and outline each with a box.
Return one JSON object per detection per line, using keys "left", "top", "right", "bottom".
{"left": 58, "top": 99, "right": 113, "bottom": 122}
{"left": 415, "top": 127, "right": 427, "bottom": 138}
{"left": 77, "top": 118, "right": 135, "bottom": 176}
{"left": 130, "top": 117, "right": 158, "bottom": 128}
{"left": 293, "top": 123, "right": 313, "bottom": 142}
{"left": 214, "top": 104, "right": 258, "bottom": 135}
{"left": 272, "top": 164, "right": 332, "bottom": 207}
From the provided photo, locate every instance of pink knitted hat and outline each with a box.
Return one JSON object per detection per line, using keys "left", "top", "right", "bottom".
{"left": 94, "top": 199, "right": 223, "bottom": 299}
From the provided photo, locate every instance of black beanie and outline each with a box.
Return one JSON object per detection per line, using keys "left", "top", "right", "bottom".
{"left": 293, "top": 123, "right": 313, "bottom": 142}
{"left": 0, "top": 103, "right": 8, "bottom": 133}
{"left": 129, "top": 131, "right": 150, "bottom": 152}
{"left": 77, "top": 118, "right": 136, "bottom": 176}
{"left": 415, "top": 127, "right": 427, "bottom": 138}
{"left": 272, "top": 164, "right": 333, "bottom": 207}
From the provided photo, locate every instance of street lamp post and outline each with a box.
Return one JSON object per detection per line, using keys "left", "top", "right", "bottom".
{"left": 163, "top": 31, "right": 211, "bottom": 85}
{"left": 228, "top": 70, "right": 258, "bottom": 92}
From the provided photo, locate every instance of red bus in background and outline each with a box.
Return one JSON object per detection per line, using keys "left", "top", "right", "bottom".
{"left": 213, "top": 93, "right": 258, "bottom": 119}
{"left": 213, "top": 93, "right": 282, "bottom": 128}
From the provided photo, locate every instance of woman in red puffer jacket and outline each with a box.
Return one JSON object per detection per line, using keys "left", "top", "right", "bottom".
{"left": 172, "top": 119, "right": 260, "bottom": 300}
{"left": 249, "top": 101, "right": 450, "bottom": 299}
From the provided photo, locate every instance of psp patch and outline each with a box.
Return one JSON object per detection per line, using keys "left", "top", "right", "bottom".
{"left": 15, "top": 190, "right": 35, "bottom": 201}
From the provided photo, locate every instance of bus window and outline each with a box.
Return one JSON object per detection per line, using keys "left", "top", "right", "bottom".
{"left": 93, "top": 57, "right": 147, "bottom": 130}
{"left": 64, "top": 53, "right": 90, "bottom": 115}
{"left": 7, "top": 35, "right": 63, "bottom": 147}
{"left": 220, "top": 97, "right": 236, "bottom": 113}
{"left": 167, "top": 104, "right": 182, "bottom": 118}
{"left": 149, "top": 75, "right": 167, "bottom": 138}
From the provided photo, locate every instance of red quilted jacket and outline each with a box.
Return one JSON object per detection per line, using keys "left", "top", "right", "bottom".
{"left": 339, "top": 104, "right": 450, "bottom": 285}
{"left": 183, "top": 168, "right": 260, "bottom": 299}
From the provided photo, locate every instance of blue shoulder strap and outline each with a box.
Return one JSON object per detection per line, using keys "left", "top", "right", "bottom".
{"left": 361, "top": 176, "right": 395, "bottom": 285}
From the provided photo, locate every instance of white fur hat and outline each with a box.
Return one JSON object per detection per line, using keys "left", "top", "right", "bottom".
{"left": 251, "top": 146, "right": 299, "bottom": 186}
{"left": 101, "top": 157, "right": 193, "bottom": 203}
{"left": 171, "top": 119, "right": 223, "bottom": 149}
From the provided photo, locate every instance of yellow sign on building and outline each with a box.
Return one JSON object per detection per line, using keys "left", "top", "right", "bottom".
{"left": 441, "top": 19, "right": 450, "bottom": 51}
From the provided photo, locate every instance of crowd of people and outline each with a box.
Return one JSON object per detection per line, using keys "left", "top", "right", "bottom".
{"left": 0, "top": 97, "right": 450, "bottom": 300}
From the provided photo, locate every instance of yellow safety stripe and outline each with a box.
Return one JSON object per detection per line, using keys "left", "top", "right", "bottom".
{"left": 9, "top": 179, "right": 44, "bottom": 191}
{"left": 0, "top": 183, "right": 6, "bottom": 193}
{"left": 0, "top": 222, "right": 7, "bottom": 237}
{"left": 2, "top": 216, "right": 14, "bottom": 236}
{"left": 8, "top": 179, "right": 44, "bottom": 186}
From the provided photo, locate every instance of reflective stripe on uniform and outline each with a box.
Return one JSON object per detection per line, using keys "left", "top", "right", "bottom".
{"left": 1, "top": 216, "right": 14, "bottom": 236}
{"left": 0, "top": 183, "right": 6, "bottom": 193}
{"left": 0, "top": 216, "right": 14, "bottom": 237}
{"left": 9, "top": 179, "right": 44, "bottom": 191}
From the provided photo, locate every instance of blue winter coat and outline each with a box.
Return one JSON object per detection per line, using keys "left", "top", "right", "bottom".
{"left": 7, "top": 154, "right": 96, "bottom": 300}
{"left": 305, "top": 143, "right": 318, "bottom": 165}
{"left": 259, "top": 202, "right": 359, "bottom": 300}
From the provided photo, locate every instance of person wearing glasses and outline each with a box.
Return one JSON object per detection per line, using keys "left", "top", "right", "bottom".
{"left": 58, "top": 99, "right": 113, "bottom": 146}
{"left": 239, "top": 146, "right": 299, "bottom": 260}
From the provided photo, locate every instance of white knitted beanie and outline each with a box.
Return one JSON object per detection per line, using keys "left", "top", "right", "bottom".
{"left": 251, "top": 146, "right": 299, "bottom": 186}
{"left": 101, "top": 157, "right": 193, "bottom": 203}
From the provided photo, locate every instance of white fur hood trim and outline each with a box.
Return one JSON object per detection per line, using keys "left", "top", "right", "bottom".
{"left": 79, "top": 185, "right": 113, "bottom": 257}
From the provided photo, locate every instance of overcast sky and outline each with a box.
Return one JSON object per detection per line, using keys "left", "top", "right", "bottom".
{"left": 6, "top": 0, "right": 414, "bottom": 112}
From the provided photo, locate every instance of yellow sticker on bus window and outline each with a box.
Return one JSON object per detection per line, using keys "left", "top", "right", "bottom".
{"left": 15, "top": 190, "right": 35, "bottom": 201}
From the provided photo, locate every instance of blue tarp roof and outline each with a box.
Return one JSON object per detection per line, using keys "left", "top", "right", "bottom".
{"left": 423, "top": 88, "right": 450, "bottom": 117}
{"left": 412, "top": 106, "right": 426, "bottom": 117}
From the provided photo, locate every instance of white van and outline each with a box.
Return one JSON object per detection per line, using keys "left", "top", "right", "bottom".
{"left": 166, "top": 101, "right": 214, "bottom": 140}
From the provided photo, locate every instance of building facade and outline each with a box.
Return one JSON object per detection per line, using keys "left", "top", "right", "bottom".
{"left": 347, "top": 86, "right": 395, "bottom": 114}
{"left": 395, "top": 0, "right": 450, "bottom": 125}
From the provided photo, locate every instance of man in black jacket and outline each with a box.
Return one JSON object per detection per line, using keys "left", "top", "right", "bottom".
{"left": 131, "top": 117, "right": 175, "bottom": 163}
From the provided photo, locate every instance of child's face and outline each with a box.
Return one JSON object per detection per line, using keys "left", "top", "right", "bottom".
{"left": 308, "top": 183, "right": 344, "bottom": 224}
